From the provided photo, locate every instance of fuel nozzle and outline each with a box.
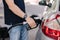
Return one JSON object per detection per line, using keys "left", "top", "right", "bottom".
{"left": 30, "top": 15, "right": 42, "bottom": 25}
{"left": 27, "top": 15, "right": 42, "bottom": 30}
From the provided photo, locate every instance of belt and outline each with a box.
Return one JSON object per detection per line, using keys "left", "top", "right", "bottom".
{"left": 8, "top": 22, "right": 26, "bottom": 31}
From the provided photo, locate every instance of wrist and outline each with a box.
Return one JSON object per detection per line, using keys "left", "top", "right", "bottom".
{"left": 25, "top": 16, "right": 30, "bottom": 20}
{"left": 23, "top": 14, "right": 27, "bottom": 20}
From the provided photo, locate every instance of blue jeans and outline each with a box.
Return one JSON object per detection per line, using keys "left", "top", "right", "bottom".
{"left": 8, "top": 24, "right": 28, "bottom": 40}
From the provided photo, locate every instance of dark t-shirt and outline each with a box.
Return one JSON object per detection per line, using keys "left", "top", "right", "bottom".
{"left": 3, "top": 0, "right": 26, "bottom": 25}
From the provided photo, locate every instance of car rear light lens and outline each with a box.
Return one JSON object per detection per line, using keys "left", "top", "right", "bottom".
{"left": 42, "top": 13, "right": 60, "bottom": 40}
{"left": 42, "top": 25, "right": 60, "bottom": 40}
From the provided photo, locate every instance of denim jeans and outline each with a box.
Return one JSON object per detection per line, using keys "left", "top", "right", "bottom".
{"left": 8, "top": 24, "right": 28, "bottom": 40}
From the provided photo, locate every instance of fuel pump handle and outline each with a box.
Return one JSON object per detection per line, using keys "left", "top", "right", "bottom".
{"left": 8, "top": 15, "right": 42, "bottom": 31}
{"left": 27, "top": 15, "right": 42, "bottom": 30}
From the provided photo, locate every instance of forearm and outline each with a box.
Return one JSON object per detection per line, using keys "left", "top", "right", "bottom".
{"left": 9, "top": 4, "right": 25, "bottom": 18}
{"left": 5, "top": 0, "right": 26, "bottom": 18}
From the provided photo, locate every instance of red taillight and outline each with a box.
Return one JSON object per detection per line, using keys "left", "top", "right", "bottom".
{"left": 41, "top": 14, "right": 60, "bottom": 40}
{"left": 42, "top": 25, "right": 60, "bottom": 40}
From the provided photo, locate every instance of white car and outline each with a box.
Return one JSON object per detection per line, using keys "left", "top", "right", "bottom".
{"left": 36, "top": 12, "right": 60, "bottom": 40}
{"left": 36, "top": 0, "right": 60, "bottom": 40}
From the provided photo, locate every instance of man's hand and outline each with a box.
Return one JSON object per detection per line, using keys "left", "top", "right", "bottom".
{"left": 26, "top": 16, "right": 37, "bottom": 28}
